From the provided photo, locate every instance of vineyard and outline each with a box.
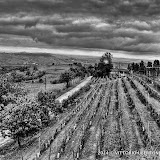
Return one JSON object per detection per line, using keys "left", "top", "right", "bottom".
{"left": 2, "top": 75, "right": 160, "bottom": 160}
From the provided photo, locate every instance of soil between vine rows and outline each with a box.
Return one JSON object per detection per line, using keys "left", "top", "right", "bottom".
{"left": 2, "top": 77, "right": 160, "bottom": 160}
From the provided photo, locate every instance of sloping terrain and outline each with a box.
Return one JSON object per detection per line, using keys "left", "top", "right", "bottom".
{"left": 2, "top": 76, "right": 160, "bottom": 160}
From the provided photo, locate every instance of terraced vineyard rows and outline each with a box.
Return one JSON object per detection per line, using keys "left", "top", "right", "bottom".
{"left": 2, "top": 76, "right": 160, "bottom": 160}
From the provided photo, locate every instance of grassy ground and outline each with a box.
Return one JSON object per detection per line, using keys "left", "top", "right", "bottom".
{"left": 25, "top": 76, "right": 85, "bottom": 99}
{"left": 23, "top": 64, "right": 70, "bottom": 98}
{"left": 24, "top": 82, "right": 66, "bottom": 99}
{"left": 39, "top": 64, "right": 70, "bottom": 82}
{"left": 0, "top": 52, "right": 93, "bottom": 98}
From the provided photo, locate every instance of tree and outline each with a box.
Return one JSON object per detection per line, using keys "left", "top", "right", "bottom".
{"left": 139, "top": 61, "right": 146, "bottom": 74}
{"left": 87, "top": 65, "right": 95, "bottom": 75}
{"left": 153, "top": 60, "right": 160, "bottom": 77}
{"left": 59, "top": 71, "right": 73, "bottom": 88}
{"left": 37, "top": 90, "right": 61, "bottom": 119}
{"left": 95, "top": 52, "right": 113, "bottom": 78}
{"left": 131, "top": 63, "right": 135, "bottom": 71}
{"left": 153, "top": 60, "right": 160, "bottom": 67}
{"left": 135, "top": 63, "right": 140, "bottom": 72}
{"left": 33, "top": 65, "right": 38, "bottom": 71}
{"left": 1, "top": 98, "right": 41, "bottom": 147}
{"left": 130, "top": 63, "right": 140, "bottom": 72}
{"left": 100, "top": 52, "right": 113, "bottom": 66}
{"left": 0, "top": 75, "right": 42, "bottom": 147}
{"left": 76, "top": 62, "right": 83, "bottom": 67}
{"left": 26, "top": 70, "right": 30, "bottom": 76}
{"left": 37, "top": 89, "right": 65, "bottom": 115}
{"left": 10, "top": 71, "right": 24, "bottom": 82}
{"left": 0, "top": 74, "right": 56, "bottom": 147}
{"left": 0, "top": 74, "right": 27, "bottom": 107}
{"left": 127, "top": 64, "right": 131, "bottom": 71}
{"left": 37, "top": 91, "right": 55, "bottom": 108}
{"left": 147, "top": 61, "right": 152, "bottom": 67}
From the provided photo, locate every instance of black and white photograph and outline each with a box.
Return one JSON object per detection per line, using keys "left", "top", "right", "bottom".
{"left": 0, "top": 0, "right": 160, "bottom": 159}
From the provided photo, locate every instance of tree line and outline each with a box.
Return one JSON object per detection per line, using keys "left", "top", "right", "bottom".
{"left": 59, "top": 52, "right": 113, "bottom": 87}
{"left": 127, "top": 59, "right": 160, "bottom": 77}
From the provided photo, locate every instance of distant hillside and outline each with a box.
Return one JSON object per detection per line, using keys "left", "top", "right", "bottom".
{"left": 0, "top": 52, "right": 98, "bottom": 66}
{"left": 113, "top": 57, "right": 143, "bottom": 63}
{"left": 0, "top": 52, "right": 144, "bottom": 68}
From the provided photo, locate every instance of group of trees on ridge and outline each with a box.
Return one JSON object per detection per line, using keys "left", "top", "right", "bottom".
{"left": 59, "top": 52, "right": 113, "bottom": 87}
{"left": 128, "top": 59, "right": 160, "bottom": 77}
{"left": 93, "top": 52, "right": 113, "bottom": 78}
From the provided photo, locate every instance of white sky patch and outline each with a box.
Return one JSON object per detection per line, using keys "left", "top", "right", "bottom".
{"left": 72, "top": 17, "right": 113, "bottom": 31}
{"left": 93, "top": 22, "right": 113, "bottom": 30}
{"left": 40, "top": 14, "right": 64, "bottom": 23}
{"left": 72, "top": 17, "right": 102, "bottom": 25}
{"left": 115, "top": 27, "right": 153, "bottom": 36}
{"left": 35, "top": 24, "right": 54, "bottom": 30}
{"left": 123, "top": 0, "right": 131, "bottom": 5}
{"left": 134, "top": 20, "right": 150, "bottom": 28}
{"left": 115, "top": 28, "right": 138, "bottom": 34}
{"left": 0, "top": 14, "right": 65, "bottom": 25}
{"left": 94, "top": 22, "right": 110, "bottom": 27}
{"left": 0, "top": 16, "right": 38, "bottom": 23}
{"left": 124, "top": 20, "right": 151, "bottom": 29}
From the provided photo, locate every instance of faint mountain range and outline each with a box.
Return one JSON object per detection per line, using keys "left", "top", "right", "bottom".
{"left": 0, "top": 51, "right": 144, "bottom": 69}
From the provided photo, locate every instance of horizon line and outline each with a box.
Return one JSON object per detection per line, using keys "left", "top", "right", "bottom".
{"left": 0, "top": 45, "right": 159, "bottom": 61}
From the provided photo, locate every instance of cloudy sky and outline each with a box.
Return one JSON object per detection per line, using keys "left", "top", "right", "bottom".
{"left": 0, "top": 0, "right": 160, "bottom": 60}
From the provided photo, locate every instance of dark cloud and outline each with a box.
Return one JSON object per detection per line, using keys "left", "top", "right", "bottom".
{"left": 0, "top": 0, "right": 160, "bottom": 58}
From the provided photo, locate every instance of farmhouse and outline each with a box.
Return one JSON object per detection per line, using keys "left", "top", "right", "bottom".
{"left": 111, "top": 68, "right": 129, "bottom": 77}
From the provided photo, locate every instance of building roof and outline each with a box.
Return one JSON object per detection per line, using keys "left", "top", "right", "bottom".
{"left": 111, "top": 68, "right": 129, "bottom": 72}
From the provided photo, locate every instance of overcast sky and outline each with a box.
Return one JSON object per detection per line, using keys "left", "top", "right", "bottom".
{"left": 0, "top": 0, "right": 160, "bottom": 59}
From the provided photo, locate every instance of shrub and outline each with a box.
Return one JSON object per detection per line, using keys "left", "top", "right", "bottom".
{"left": 50, "top": 79, "right": 59, "bottom": 84}
{"left": 39, "top": 78, "right": 44, "bottom": 83}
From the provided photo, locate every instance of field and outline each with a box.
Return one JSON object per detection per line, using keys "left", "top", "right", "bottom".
{"left": 24, "top": 76, "right": 86, "bottom": 99}
{"left": 22, "top": 65, "right": 69, "bottom": 98}
{"left": 0, "top": 52, "right": 135, "bottom": 95}
{"left": 2, "top": 75, "right": 160, "bottom": 160}
{"left": 0, "top": 52, "right": 99, "bottom": 95}
{"left": 1, "top": 52, "right": 160, "bottom": 159}
{"left": 0, "top": 52, "right": 96, "bottom": 97}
